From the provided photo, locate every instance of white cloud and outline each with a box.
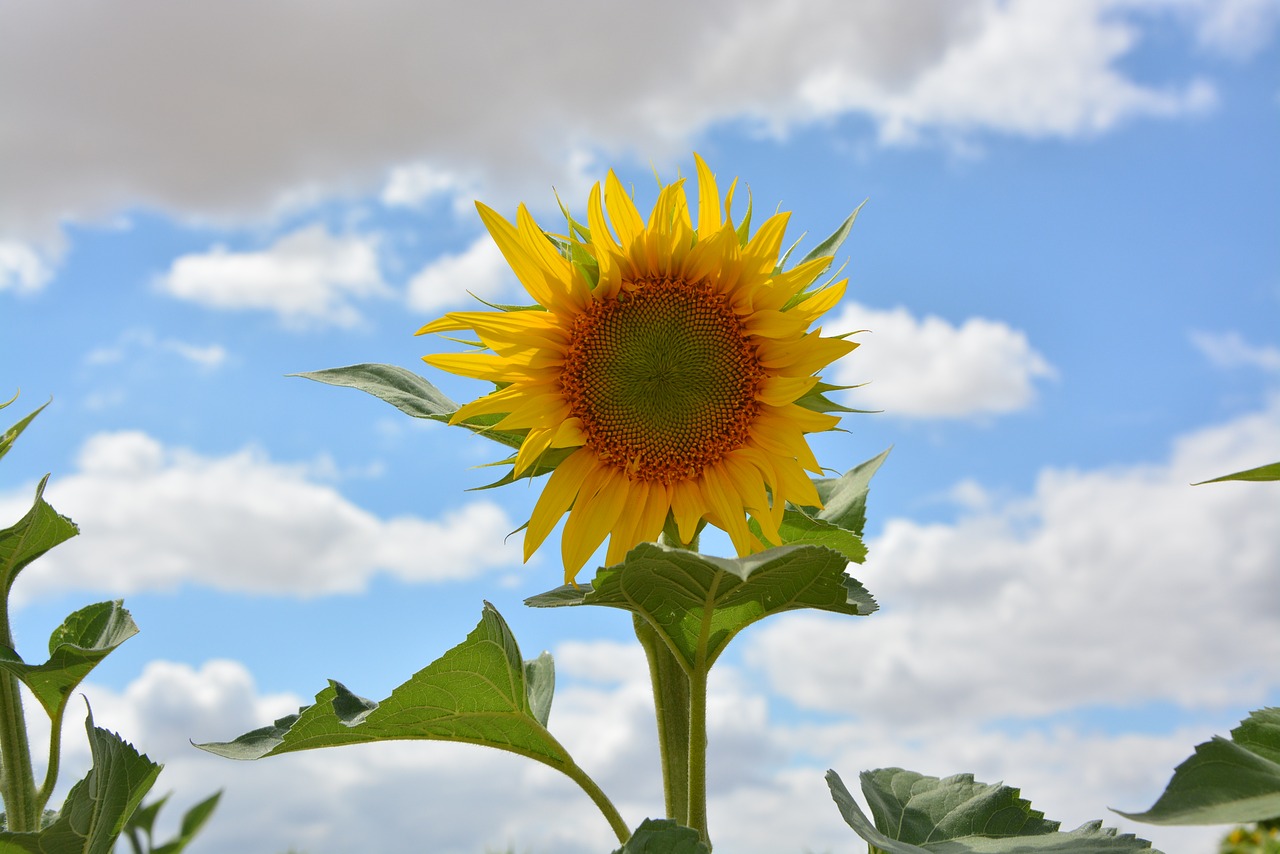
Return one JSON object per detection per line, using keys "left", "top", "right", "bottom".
{"left": 831, "top": 302, "right": 1057, "bottom": 418}
{"left": 1191, "top": 329, "right": 1280, "bottom": 372}
{"left": 406, "top": 236, "right": 516, "bottom": 314}
{"left": 0, "top": 431, "right": 521, "bottom": 604}
{"left": 156, "top": 225, "right": 389, "bottom": 329}
{"left": 380, "top": 162, "right": 469, "bottom": 210}
{"left": 40, "top": 649, "right": 1226, "bottom": 854}
{"left": 84, "top": 328, "right": 228, "bottom": 370}
{"left": 0, "top": 240, "right": 53, "bottom": 293}
{"left": 0, "top": 1, "right": 1240, "bottom": 238}
{"left": 745, "top": 400, "right": 1280, "bottom": 727}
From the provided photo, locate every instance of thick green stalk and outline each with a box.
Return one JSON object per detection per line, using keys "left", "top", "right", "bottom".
{"left": 560, "top": 756, "right": 631, "bottom": 844}
{"left": 0, "top": 597, "right": 38, "bottom": 831}
{"left": 686, "top": 667, "right": 710, "bottom": 847}
{"left": 634, "top": 614, "right": 690, "bottom": 824}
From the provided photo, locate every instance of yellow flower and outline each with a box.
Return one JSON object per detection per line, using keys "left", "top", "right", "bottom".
{"left": 420, "top": 155, "right": 858, "bottom": 583}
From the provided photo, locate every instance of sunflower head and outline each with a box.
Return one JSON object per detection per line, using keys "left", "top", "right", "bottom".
{"left": 420, "top": 155, "right": 859, "bottom": 584}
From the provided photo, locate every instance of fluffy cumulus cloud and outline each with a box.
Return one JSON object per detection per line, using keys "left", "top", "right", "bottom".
{"left": 831, "top": 302, "right": 1057, "bottom": 418}
{"left": 45, "top": 647, "right": 1225, "bottom": 854}
{"left": 0, "top": 0, "right": 1250, "bottom": 239}
{"left": 0, "top": 240, "right": 53, "bottom": 293}
{"left": 745, "top": 399, "right": 1280, "bottom": 727}
{"left": 155, "top": 225, "right": 389, "bottom": 329}
{"left": 0, "top": 431, "right": 521, "bottom": 604}
{"left": 407, "top": 236, "right": 517, "bottom": 313}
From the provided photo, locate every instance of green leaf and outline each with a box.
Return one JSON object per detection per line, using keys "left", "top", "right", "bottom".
{"left": 809, "top": 448, "right": 891, "bottom": 538}
{"left": 0, "top": 711, "right": 163, "bottom": 854}
{"left": 0, "top": 401, "right": 50, "bottom": 465}
{"left": 827, "top": 768, "right": 1158, "bottom": 853}
{"left": 0, "top": 601, "right": 137, "bottom": 719}
{"left": 748, "top": 509, "right": 866, "bottom": 563}
{"left": 291, "top": 363, "right": 527, "bottom": 450}
{"left": 797, "top": 199, "right": 867, "bottom": 268}
{"left": 525, "top": 543, "right": 875, "bottom": 673}
{"left": 1114, "top": 707, "right": 1280, "bottom": 825}
{"left": 1193, "top": 462, "right": 1280, "bottom": 484}
{"left": 611, "top": 819, "right": 710, "bottom": 854}
{"left": 195, "top": 603, "right": 572, "bottom": 771}
{"left": 149, "top": 791, "right": 221, "bottom": 854}
{"left": 0, "top": 476, "right": 79, "bottom": 595}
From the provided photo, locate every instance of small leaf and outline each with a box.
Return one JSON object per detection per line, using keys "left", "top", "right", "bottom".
{"left": 611, "top": 818, "right": 710, "bottom": 854}
{"left": 827, "top": 768, "right": 1158, "bottom": 853}
{"left": 0, "top": 401, "right": 50, "bottom": 464}
{"left": 0, "top": 476, "right": 79, "bottom": 594}
{"left": 1193, "top": 462, "right": 1280, "bottom": 485}
{"left": 810, "top": 448, "right": 891, "bottom": 538}
{"left": 291, "top": 363, "right": 527, "bottom": 450}
{"left": 1114, "top": 707, "right": 1280, "bottom": 825}
{"left": 525, "top": 543, "right": 875, "bottom": 673}
{"left": 150, "top": 790, "right": 222, "bottom": 854}
{"left": 196, "top": 603, "right": 572, "bottom": 772}
{"left": 0, "top": 600, "right": 138, "bottom": 718}
{"left": 0, "top": 710, "right": 163, "bottom": 854}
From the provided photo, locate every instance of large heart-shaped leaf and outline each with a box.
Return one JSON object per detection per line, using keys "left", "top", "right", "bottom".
{"left": 0, "top": 476, "right": 78, "bottom": 594}
{"left": 526, "top": 542, "right": 874, "bottom": 673}
{"left": 827, "top": 768, "right": 1157, "bottom": 853}
{"left": 196, "top": 603, "right": 568, "bottom": 770}
{"left": 1115, "top": 707, "right": 1280, "bottom": 825}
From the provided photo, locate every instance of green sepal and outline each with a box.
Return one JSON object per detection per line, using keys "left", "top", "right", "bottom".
{"left": 195, "top": 603, "right": 569, "bottom": 770}
{"left": 748, "top": 509, "right": 866, "bottom": 563}
{"left": 0, "top": 475, "right": 79, "bottom": 595}
{"left": 465, "top": 294, "right": 547, "bottom": 313}
{"left": 0, "top": 400, "right": 50, "bottom": 465}
{"left": 798, "top": 199, "right": 867, "bottom": 269}
{"left": 806, "top": 448, "right": 891, "bottom": 538}
{"left": 611, "top": 818, "right": 710, "bottom": 854}
{"left": 796, "top": 381, "right": 877, "bottom": 416}
{"left": 1114, "top": 707, "right": 1280, "bottom": 825}
{"left": 468, "top": 447, "right": 576, "bottom": 491}
{"left": 734, "top": 189, "right": 753, "bottom": 248}
{"left": 122, "top": 790, "right": 221, "bottom": 854}
{"left": 525, "top": 542, "right": 875, "bottom": 673}
{"left": 0, "top": 601, "right": 137, "bottom": 719}
{"left": 1193, "top": 461, "right": 1280, "bottom": 484}
{"left": 0, "top": 711, "right": 163, "bottom": 854}
{"left": 291, "top": 363, "right": 528, "bottom": 450}
{"left": 826, "top": 768, "right": 1157, "bottom": 853}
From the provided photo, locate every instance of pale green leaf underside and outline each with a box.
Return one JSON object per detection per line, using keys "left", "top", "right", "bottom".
{"left": 611, "top": 818, "right": 710, "bottom": 854}
{"left": 292, "top": 363, "right": 527, "bottom": 450}
{"left": 827, "top": 769, "right": 1157, "bottom": 853}
{"left": 1114, "top": 707, "right": 1280, "bottom": 825}
{"left": 525, "top": 542, "right": 875, "bottom": 672}
{"left": 195, "top": 604, "right": 569, "bottom": 771}
{"left": 0, "top": 600, "right": 137, "bottom": 718}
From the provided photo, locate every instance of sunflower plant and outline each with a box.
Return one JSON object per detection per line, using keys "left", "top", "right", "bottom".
{"left": 203, "top": 157, "right": 1167, "bottom": 852}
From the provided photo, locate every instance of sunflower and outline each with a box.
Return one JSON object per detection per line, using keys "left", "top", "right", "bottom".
{"left": 419, "top": 155, "right": 857, "bottom": 583}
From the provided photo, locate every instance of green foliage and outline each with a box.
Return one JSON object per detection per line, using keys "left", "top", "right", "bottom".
{"left": 610, "top": 819, "right": 710, "bottom": 854}
{"left": 1193, "top": 462, "right": 1280, "bottom": 484}
{"left": 525, "top": 541, "right": 875, "bottom": 673}
{"left": 0, "top": 714, "right": 162, "bottom": 854}
{"left": 826, "top": 768, "right": 1157, "bottom": 853}
{"left": 120, "top": 791, "right": 222, "bottom": 854}
{"left": 1116, "top": 707, "right": 1280, "bottom": 825}
{"left": 1, "top": 476, "right": 79, "bottom": 599}
{"left": 291, "top": 364, "right": 527, "bottom": 450}
{"left": 1219, "top": 821, "right": 1280, "bottom": 854}
{"left": 0, "top": 601, "right": 138, "bottom": 719}
{"left": 196, "top": 603, "right": 568, "bottom": 766}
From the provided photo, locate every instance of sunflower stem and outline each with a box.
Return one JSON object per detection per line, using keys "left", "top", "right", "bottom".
{"left": 634, "top": 614, "right": 690, "bottom": 825}
{"left": 0, "top": 590, "right": 39, "bottom": 832}
{"left": 686, "top": 667, "right": 710, "bottom": 847}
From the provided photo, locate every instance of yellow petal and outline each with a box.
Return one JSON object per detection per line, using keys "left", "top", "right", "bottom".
{"left": 561, "top": 464, "right": 630, "bottom": 578}
{"left": 694, "top": 153, "right": 722, "bottom": 238}
{"left": 525, "top": 448, "right": 597, "bottom": 561}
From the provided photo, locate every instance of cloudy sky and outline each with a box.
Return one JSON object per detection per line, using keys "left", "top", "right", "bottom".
{"left": 2, "top": 1, "right": 1279, "bottom": 852}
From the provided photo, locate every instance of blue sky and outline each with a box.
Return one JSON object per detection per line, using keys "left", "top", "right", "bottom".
{"left": 2, "top": 2, "right": 1279, "bottom": 852}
